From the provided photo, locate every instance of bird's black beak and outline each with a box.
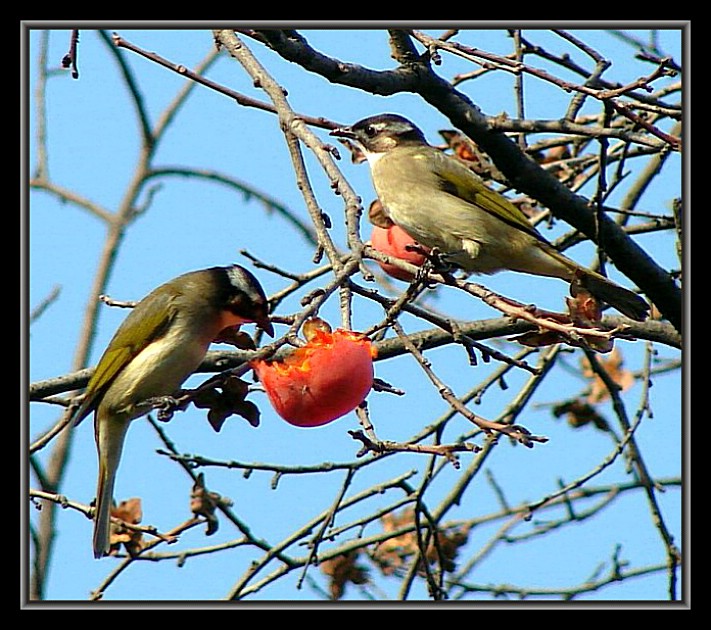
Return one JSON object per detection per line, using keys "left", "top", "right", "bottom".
{"left": 255, "top": 314, "right": 274, "bottom": 338}
{"left": 330, "top": 125, "right": 355, "bottom": 140}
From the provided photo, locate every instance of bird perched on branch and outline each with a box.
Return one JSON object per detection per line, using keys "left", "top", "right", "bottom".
{"left": 331, "top": 113, "right": 649, "bottom": 322}
{"left": 72, "top": 265, "right": 273, "bottom": 558}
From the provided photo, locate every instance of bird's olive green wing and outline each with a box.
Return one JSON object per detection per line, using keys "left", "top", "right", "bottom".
{"left": 73, "top": 289, "right": 178, "bottom": 424}
{"left": 431, "top": 149, "right": 545, "bottom": 240}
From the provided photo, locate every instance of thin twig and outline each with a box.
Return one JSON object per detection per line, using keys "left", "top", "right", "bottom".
{"left": 391, "top": 321, "right": 548, "bottom": 447}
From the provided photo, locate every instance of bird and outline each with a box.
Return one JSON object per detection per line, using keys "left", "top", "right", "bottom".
{"left": 331, "top": 113, "right": 649, "bottom": 321}
{"left": 71, "top": 264, "right": 274, "bottom": 558}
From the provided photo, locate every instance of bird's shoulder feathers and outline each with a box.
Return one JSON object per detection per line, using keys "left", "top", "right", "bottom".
{"left": 426, "top": 148, "right": 542, "bottom": 238}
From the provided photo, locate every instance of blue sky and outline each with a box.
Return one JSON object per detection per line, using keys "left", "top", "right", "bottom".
{"left": 26, "top": 26, "right": 684, "bottom": 604}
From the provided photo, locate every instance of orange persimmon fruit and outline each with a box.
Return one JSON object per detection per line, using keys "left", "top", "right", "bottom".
{"left": 370, "top": 225, "right": 429, "bottom": 281}
{"left": 251, "top": 319, "right": 377, "bottom": 428}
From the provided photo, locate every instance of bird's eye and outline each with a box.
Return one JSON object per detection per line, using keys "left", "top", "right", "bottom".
{"left": 364, "top": 125, "right": 377, "bottom": 138}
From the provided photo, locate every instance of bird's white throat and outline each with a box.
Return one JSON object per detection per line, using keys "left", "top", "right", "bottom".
{"left": 364, "top": 150, "right": 387, "bottom": 167}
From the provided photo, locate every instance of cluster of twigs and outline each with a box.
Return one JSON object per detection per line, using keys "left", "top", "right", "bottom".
{"left": 28, "top": 28, "right": 682, "bottom": 603}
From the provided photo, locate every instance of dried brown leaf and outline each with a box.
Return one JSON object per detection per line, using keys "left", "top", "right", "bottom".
{"left": 368, "top": 199, "right": 394, "bottom": 229}
{"left": 194, "top": 376, "right": 261, "bottom": 432}
{"left": 190, "top": 472, "right": 233, "bottom": 536}
{"left": 567, "top": 279, "right": 603, "bottom": 327}
{"left": 320, "top": 551, "right": 369, "bottom": 599}
{"left": 213, "top": 328, "right": 257, "bottom": 350}
{"left": 438, "top": 129, "right": 506, "bottom": 181}
{"left": 371, "top": 509, "right": 469, "bottom": 576}
{"left": 583, "top": 348, "right": 635, "bottom": 403}
{"left": 108, "top": 497, "right": 144, "bottom": 557}
{"left": 552, "top": 399, "right": 610, "bottom": 432}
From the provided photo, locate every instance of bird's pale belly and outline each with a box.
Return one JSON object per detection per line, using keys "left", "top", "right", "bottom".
{"left": 101, "top": 334, "right": 209, "bottom": 420}
{"left": 382, "top": 200, "right": 518, "bottom": 274}
{"left": 379, "top": 189, "right": 570, "bottom": 278}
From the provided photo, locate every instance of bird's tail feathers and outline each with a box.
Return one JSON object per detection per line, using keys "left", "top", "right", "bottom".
{"left": 539, "top": 245, "right": 649, "bottom": 321}
{"left": 577, "top": 270, "right": 649, "bottom": 321}
{"left": 93, "top": 455, "right": 118, "bottom": 559}
{"left": 93, "top": 420, "right": 128, "bottom": 559}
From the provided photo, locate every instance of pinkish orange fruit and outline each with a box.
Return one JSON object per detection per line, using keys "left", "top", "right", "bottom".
{"left": 370, "top": 225, "right": 428, "bottom": 281}
{"left": 251, "top": 323, "right": 376, "bottom": 427}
